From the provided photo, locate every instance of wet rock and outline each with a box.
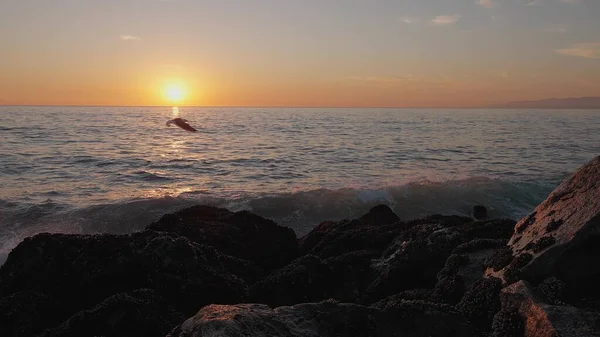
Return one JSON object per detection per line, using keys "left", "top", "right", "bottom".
{"left": 501, "top": 280, "right": 600, "bottom": 337}
{"left": 433, "top": 239, "right": 506, "bottom": 304}
{"left": 324, "top": 250, "right": 378, "bottom": 303}
{"left": 371, "top": 299, "right": 475, "bottom": 336}
{"left": 489, "top": 308, "right": 525, "bottom": 337}
{"left": 0, "top": 291, "right": 62, "bottom": 337}
{"left": 456, "top": 277, "right": 502, "bottom": 332}
{"left": 365, "top": 218, "right": 514, "bottom": 303}
{"left": 298, "top": 205, "right": 401, "bottom": 258}
{"left": 251, "top": 251, "right": 377, "bottom": 306}
{"left": 535, "top": 277, "right": 566, "bottom": 306}
{"left": 451, "top": 239, "right": 507, "bottom": 290}
{"left": 148, "top": 205, "right": 298, "bottom": 271}
{"left": 0, "top": 231, "right": 247, "bottom": 321}
{"left": 250, "top": 255, "right": 333, "bottom": 307}
{"left": 169, "top": 299, "right": 475, "bottom": 337}
{"left": 474, "top": 205, "right": 488, "bottom": 220}
{"left": 372, "top": 289, "right": 433, "bottom": 304}
{"left": 432, "top": 275, "right": 465, "bottom": 305}
{"left": 486, "top": 156, "right": 600, "bottom": 306}
{"left": 484, "top": 247, "right": 514, "bottom": 272}
{"left": 38, "top": 289, "right": 184, "bottom": 337}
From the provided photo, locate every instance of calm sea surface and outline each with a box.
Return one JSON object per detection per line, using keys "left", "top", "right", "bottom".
{"left": 1, "top": 106, "right": 599, "bottom": 263}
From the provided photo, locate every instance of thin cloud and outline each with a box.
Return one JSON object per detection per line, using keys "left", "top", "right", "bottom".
{"left": 477, "top": 0, "right": 500, "bottom": 8}
{"left": 120, "top": 35, "right": 141, "bottom": 41}
{"left": 400, "top": 16, "right": 420, "bottom": 24}
{"left": 546, "top": 24, "right": 567, "bottom": 33}
{"left": 526, "top": 0, "right": 580, "bottom": 5}
{"left": 525, "top": 0, "right": 543, "bottom": 6}
{"left": 556, "top": 43, "right": 600, "bottom": 59}
{"left": 429, "top": 15, "right": 460, "bottom": 26}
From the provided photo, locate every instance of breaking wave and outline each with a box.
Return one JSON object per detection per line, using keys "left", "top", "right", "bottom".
{"left": 0, "top": 177, "right": 558, "bottom": 265}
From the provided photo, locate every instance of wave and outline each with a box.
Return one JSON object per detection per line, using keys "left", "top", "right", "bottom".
{"left": 0, "top": 177, "right": 558, "bottom": 266}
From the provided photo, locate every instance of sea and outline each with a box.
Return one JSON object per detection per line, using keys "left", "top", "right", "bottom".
{"left": 1, "top": 106, "right": 599, "bottom": 265}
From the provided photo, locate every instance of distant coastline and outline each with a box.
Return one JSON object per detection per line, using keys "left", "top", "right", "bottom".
{"left": 489, "top": 96, "right": 600, "bottom": 109}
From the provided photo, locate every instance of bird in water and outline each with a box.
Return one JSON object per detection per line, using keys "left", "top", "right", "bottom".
{"left": 166, "top": 118, "right": 197, "bottom": 132}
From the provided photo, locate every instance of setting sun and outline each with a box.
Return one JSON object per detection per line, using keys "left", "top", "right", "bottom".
{"left": 164, "top": 84, "right": 187, "bottom": 103}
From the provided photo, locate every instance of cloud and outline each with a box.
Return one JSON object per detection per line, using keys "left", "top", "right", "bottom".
{"left": 556, "top": 43, "right": 600, "bottom": 59}
{"left": 120, "top": 35, "right": 141, "bottom": 41}
{"left": 477, "top": 0, "right": 500, "bottom": 8}
{"left": 400, "top": 16, "right": 420, "bottom": 24}
{"left": 526, "top": 0, "right": 580, "bottom": 5}
{"left": 345, "top": 76, "right": 415, "bottom": 83}
{"left": 429, "top": 15, "right": 460, "bottom": 26}
{"left": 545, "top": 24, "right": 567, "bottom": 33}
{"left": 525, "top": 0, "right": 543, "bottom": 6}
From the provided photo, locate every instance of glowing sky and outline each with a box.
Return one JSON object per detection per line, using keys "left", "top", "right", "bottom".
{"left": 1, "top": 0, "right": 599, "bottom": 107}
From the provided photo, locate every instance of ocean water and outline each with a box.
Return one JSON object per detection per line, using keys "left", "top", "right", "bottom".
{"left": 1, "top": 106, "right": 599, "bottom": 264}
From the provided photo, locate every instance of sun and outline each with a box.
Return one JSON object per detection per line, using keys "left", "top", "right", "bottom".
{"left": 164, "top": 84, "right": 187, "bottom": 103}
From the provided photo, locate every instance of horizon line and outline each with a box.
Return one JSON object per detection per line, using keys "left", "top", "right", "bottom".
{"left": 1, "top": 104, "right": 600, "bottom": 110}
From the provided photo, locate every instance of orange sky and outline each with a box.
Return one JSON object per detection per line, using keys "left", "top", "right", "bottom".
{"left": 1, "top": 0, "right": 599, "bottom": 107}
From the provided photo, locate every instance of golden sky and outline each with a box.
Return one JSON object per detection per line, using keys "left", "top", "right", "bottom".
{"left": 1, "top": 0, "right": 599, "bottom": 107}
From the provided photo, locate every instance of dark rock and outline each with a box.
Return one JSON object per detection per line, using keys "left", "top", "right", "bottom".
{"left": 38, "top": 289, "right": 184, "bottom": 337}
{"left": 434, "top": 239, "right": 506, "bottom": 304}
{"left": 535, "top": 277, "right": 566, "bottom": 305}
{"left": 251, "top": 250, "right": 377, "bottom": 306}
{"left": 473, "top": 205, "right": 488, "bottom": 220}
{"left": 148, "top": 205, "right": 298, "bottom": 271}
{"left": 489, "top": 308, "right": 525, "bottom": 337}
{"left": 169, "top": 300, "right": 475, "bottom": 337}
{"left": 372, "top": 289, "right": 433, "bottom": 304}
{"left": 365, "top": 218, "right": 514, "bottom": 303}
{"left": 499, "top": 253, "right": 532, "bottom": 285}
{"left": 457, "top": 277, "right": 502, "bottom": 331}
{"left": 0, "top": 291, "right": 62, "bottom": 337}
{"left": 432, "top": 275, "right": 465, "bottom": 304}
{"left": 358, "top": 204, "right": 401, "bottom": 227}
{"left": 250, "top": 255, "right": 333, "bottom": 307}
{"left": 0, "top": 231, "right": 247, "bottom": 321}
{"left": 487, "top": 156, "right": 600, "bottom": 307}
{"left": 298, "top": 205, "right": 402, "bottom": 258}
{"left": 324, "top": 250, "right": 378, "bottom": 303}
{"left": 484, "top": 247, "right": 514, "bottom": 272}
{"left": 501, "top": 280, "right": 600, "bottom": 337}
{"left": 371, "top": 299, "right": 475, "bottom": 336}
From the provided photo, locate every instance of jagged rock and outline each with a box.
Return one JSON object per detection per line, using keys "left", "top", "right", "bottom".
{"left": 251, "top": 251, "right": 377, "bottom": 306}
{"left": 434, "top": 238, "right": 507, "bottom": 301}
{"left": 474, "top": 205, "right": 488, "bottom": 220}
{"left": 486, "top": 156, "right": 600, "bottom": 306}
{"left": 148, "top": 205, "right": 298, "bottom": 271}
{"left": 38, "top": 289, "right": 184, "bottom": 337}
{"left": 0, "top": 230, "right": 247, "bottom": 326}
{"left": 169, "top": 299, "right": 475, "bottom": 337}
{"left": 365, "top": 218, "right": 514, "bottom": 303}
{"left": 489, "top": 308, "right": 525, "bottom": 337}
{"left": 0, "top": 291, "right": 62, "bottom": 337}
{"left": 325, "top": 250, "right": 377, "bottom": 303}
{"left": 501, "top": 281, "right": 600, "bottom": 337}
{"left": 456, "top": 277, "right": 502, "bottom": 332}
{"left": 250, "top": 255, "right": 333, "bottom": 307}
{"left": 372, "top": 289, "right": 433, "bottom": 304}
{"left": 298, "top": 205, "right": 401, "bottom": 258}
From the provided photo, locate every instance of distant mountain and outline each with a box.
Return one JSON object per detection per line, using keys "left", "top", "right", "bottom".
{"left": 491, "top": 97, "right": 600, "bottom": 109}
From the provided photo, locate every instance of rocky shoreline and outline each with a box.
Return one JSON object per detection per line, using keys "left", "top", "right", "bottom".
{"left": 1, "top": 156, "right": 599, "bottom": 337}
